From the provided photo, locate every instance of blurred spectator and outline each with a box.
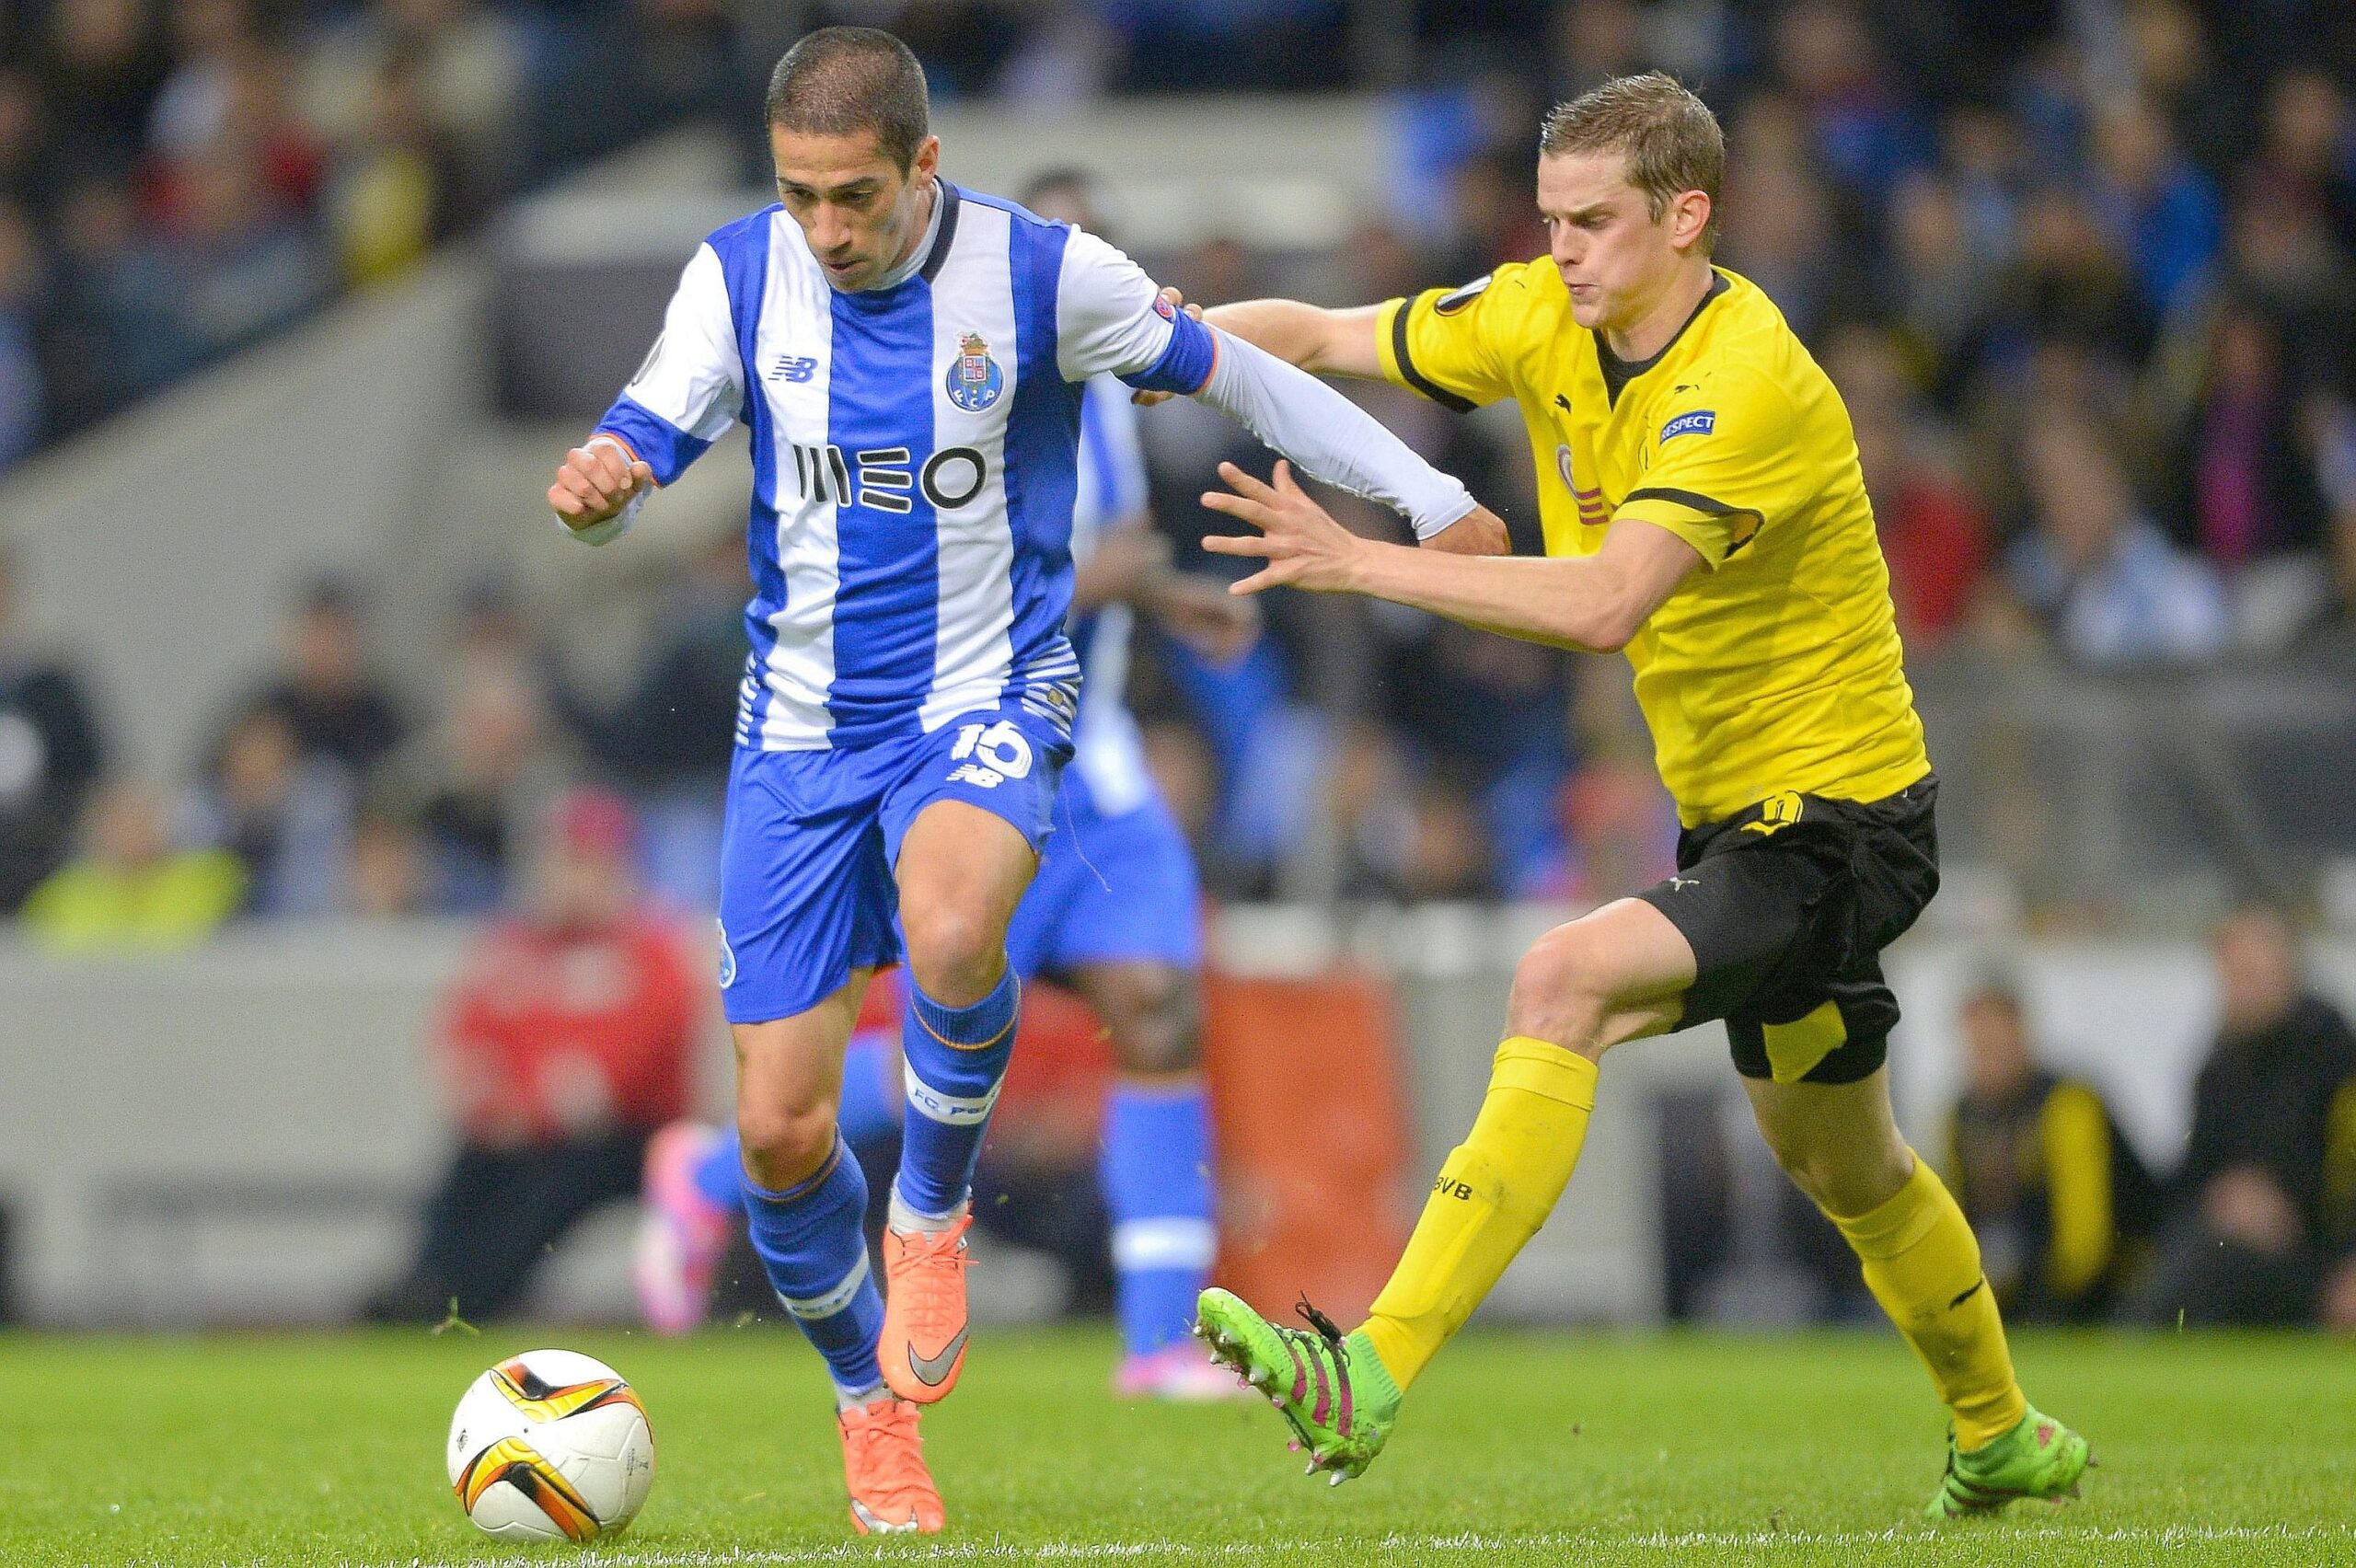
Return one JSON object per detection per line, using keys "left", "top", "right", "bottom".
{"left": 2120, "top": 0, "right": 2246, "bottom": 181}
{"left": 300, "top": 0, "right": 525, "bottom": 225}
{"left": 1376, "top": 620, "right": 1573, "bottom": 897}
{"left": 41, "top": 0, "right": 167, "bottom": 182}
{"left": 2087, "top": 98, "right": 2223, "bottom": 318}
{"left": 1713, "top": 119, "right": 1845, "bottom": 341}
{"left": 2156, "top": 294, "right": 2334, "bottom": 649}
{"left": 362, "top": 790, "right": 705, "bottom": 1323}
{"left": 560, "top": 533, "right": 742, "bottom": 792}
{"left": 2133, "top": 907, "right": 2356, "bottom": 1327}
{"left": 1771, "top": 0, "right": 1934, "bottom": 209}
{"left": 182, "top": 707, "right": 353, "bottom": 917}
{"left": 1944, "top": 979, "right": 2153, "bottom": 1323}
{"left": 37, "top": 177, "right": 179, "bottom": 430}
{"left": 216, "top": 576, "right": 408, "bottom": 780}
{"left": 1823, "top": 324, "right": 1992, "bottom": 649}
{"left": 324, "top": 40, "right": 463, "bottom": 287}
{"left": 387, "top": 656, "right": 566, "bottom": 913}
{"left": 2248, "top": 69, "right": 2356, "bottom": 262}
{"left": 2004, "top": 411, "right": 2227, "bottom": 663}
{"left": 1998, "top": 190, "right": 2153, "bottom": 361}
{"left": 0, "top": 69, "right": 49, "bottom": 214}
{"left": 21, "top": 779, "right": 244, "bottom": 950}
{"left": 1882, "top": 171, "right": 1996, "bottom": 405}
{"left": 345, "top": 808, "right": 427, "bottom": 917}
{"left": 555, "top": 531, "right": 745, "bottom": 909}
{"left": 0, "top": 201, "right": 41, "bottom": 467}
{"left": 0, "top": 544, "right": 109, "bottom": 912}
{"left": 157, "top": 141, "right": 331, "bottom": 366}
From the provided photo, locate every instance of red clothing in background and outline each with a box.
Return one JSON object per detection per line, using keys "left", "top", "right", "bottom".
{"left": 1879, "top": 469, "right": 1991, "bottom": 646}
{"left": 441, "top": 912, "right": 702, "bottom": 1144}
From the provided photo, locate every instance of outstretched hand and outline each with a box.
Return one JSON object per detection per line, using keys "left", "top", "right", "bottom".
{"left": 1199, "top": 460, "right": 1366, "bottom": 595}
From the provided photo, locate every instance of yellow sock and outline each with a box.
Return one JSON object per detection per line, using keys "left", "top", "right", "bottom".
{"left": 1824, "top": 1153, "right": 2027, "bottom": 1450}
{"left": 1360, "top": 1036, "right": 1598, "bottom": 1389}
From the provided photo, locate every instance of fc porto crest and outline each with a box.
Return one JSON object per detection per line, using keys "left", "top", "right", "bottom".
{"left": 945, "top": 331, "right": 1004, "bottom": 412}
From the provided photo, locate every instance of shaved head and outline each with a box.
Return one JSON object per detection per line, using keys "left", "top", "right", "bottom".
{"left": 765, "top": 27, "right": 930, "bottom": 172}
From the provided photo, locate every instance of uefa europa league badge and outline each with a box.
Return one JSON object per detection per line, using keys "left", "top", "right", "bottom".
{"left": 946, "top": 332, "right": 1005, "bottom": 412}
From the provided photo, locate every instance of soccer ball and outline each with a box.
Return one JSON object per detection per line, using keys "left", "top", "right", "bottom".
{"left": 447, "top": 1349, "right": 655, "bottom": 1542}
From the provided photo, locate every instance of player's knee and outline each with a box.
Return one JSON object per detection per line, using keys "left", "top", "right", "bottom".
{"left": 1505, "top": 926, "right": 1615, "bottom": 1056}
{"left": 900, "top": 900, "right": 1005, "bottom": 1004}
{"left": 1098, "top": 968, "right": 1201, "bottom": 1078}
{"left": 735, "top": 1098, "right": 839, "bottom": 1193}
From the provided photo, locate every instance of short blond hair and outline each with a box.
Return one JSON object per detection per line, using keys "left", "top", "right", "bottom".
{"left": 1540, "top": 72, "right": 1725, "bottom": 252}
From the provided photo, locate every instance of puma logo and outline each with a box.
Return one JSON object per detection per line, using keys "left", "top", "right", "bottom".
{"left": 906, "top": 1328, "right": 969, "bottom": 1387}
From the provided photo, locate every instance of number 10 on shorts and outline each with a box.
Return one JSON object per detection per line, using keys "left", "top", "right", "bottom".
{"left": 947, "top": 721, "right": 1034, "bottom": 789}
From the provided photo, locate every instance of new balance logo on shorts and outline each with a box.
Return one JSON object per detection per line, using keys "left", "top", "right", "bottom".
{"left": 946, "top": 720, "right": 1034, "bottom": 790}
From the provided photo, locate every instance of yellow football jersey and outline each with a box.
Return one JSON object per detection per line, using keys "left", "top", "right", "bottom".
{"left": 1375, "top": 262, "right": 1929, "bottom": 825}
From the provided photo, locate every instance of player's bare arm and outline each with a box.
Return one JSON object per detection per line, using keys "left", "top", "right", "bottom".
{"left": 1203, "top": 299, "right": 1386, "bottom": 379}
{"left": 1202, "top": 458, "right": 1696, "bottom": 653}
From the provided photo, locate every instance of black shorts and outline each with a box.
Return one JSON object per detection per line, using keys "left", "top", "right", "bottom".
{"left": 1635, "top": 776, "right": 1939, "bottom": 1086}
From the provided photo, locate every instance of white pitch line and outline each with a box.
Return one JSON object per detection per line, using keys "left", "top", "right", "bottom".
{"left": 365, "top": 1522, "right": 2355, "bottom": 1568}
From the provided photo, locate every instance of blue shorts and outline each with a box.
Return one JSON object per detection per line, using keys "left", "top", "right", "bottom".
{"left": 1007, "top": 765, "right": 1203, "bottom": 978}
{"left": 717, "top": 702, "right": 1072, "bottom": 1025}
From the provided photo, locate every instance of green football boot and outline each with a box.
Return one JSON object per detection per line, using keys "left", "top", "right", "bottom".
{"left": 1926, "top": 1405, "right": 2095, "bottom": 1519}
{"left": 1194, "top": 1288, "right": 1403, "bottom": 1484}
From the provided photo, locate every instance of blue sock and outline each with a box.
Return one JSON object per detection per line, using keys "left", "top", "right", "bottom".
{"left": 692, "top": 1031, "right": 901, "bottom": 1219}
{"left": 1102, "top": 1081, "right": 1218, "bottom": 1357}
{"left": 742, "top": 1133, "right": 885, "bottom": 1395}
{"left": 894, "top": 967, "right": 1020, "bottom": 1218}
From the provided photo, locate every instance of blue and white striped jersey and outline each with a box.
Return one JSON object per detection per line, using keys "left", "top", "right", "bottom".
{"left": 594, "top": 182, "right": 1216, "bottom": 754}
{"left": 1067, "top": 374, "right": 1156, "bottom": 818}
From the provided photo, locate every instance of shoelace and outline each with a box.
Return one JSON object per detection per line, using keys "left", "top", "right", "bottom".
{"left": 896, "top": 1227, "right": 972, "bottom": 1337}
{"left": 844, "top": 1405, "right": 930, "bottom": 1496}
{"left": 1276, "top": 1295, "right": 1347, "bottom": 1365}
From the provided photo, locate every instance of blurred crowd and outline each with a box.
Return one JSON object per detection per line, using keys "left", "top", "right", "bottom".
{"left": 1, "top": 0, "right": 769, "bottom": 463}
{"left": 1667, "top": 905, "right": 2356, "bottom": 1331}
{"left": 4, "top": 0, "right": 2356, "bottom": 917}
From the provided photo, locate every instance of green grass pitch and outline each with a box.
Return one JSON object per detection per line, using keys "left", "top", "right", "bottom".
{"left": 2, "top": 1326, "right": 2350, "bottom": 1565}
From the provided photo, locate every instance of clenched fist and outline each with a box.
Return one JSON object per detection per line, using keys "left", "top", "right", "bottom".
{"left": 549, "top": 437, "right": 653, "bottom": 530}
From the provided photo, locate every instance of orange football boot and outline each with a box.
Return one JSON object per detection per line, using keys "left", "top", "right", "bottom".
{"left": 879, "top": 1210, "right": 975, "bottom": 1403}
{"left": 838, "top": 1396, "right": 944, "bottom": 1536}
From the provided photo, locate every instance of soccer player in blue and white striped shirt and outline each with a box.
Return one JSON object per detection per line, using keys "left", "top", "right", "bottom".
{"left": 548, "top": 28, "right": 1508, "bottom": 1536}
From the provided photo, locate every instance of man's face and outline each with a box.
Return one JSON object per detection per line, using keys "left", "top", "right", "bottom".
{"left": 771, "top": 125, "right": 939, "bottom": 293}
{"left": 1536, "top": 148, "right": 1705, "bottom": 333}
{"left": 1960, "top": 995, "right": 2032, "bottom": 1099}
{"left": 2214, "top": 912, "right": 2300, "bottom": 1034}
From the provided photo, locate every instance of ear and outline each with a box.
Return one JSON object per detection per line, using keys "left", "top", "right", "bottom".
{"left": 1668, "top": 189, "right": 1713, "bottom": 254}
{"left": 911, "top": 135, "right": 941, "bottom": 184}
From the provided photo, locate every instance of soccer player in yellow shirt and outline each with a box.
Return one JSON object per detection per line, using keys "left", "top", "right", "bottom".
{"left": 1183, "top": 73, "right": 2093, "bottom": 1518}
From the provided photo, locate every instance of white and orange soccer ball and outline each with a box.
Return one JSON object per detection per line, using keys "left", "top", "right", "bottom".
{"left": 447, "top": 1349, "right": 655, "bottom": 1542}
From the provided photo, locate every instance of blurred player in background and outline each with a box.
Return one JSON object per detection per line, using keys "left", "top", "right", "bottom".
{"left": 1944, "top": 978, "right": 2153, "bottom": 1324}
{"left": 1184, "top": 72, "right": 2094, "bottom": 1519}
{"left": 634, "top": 168, "right": 1265, "bottom": 1403}
{"left": 547, "top": 27, "right": 1503, "bottom": 1536}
